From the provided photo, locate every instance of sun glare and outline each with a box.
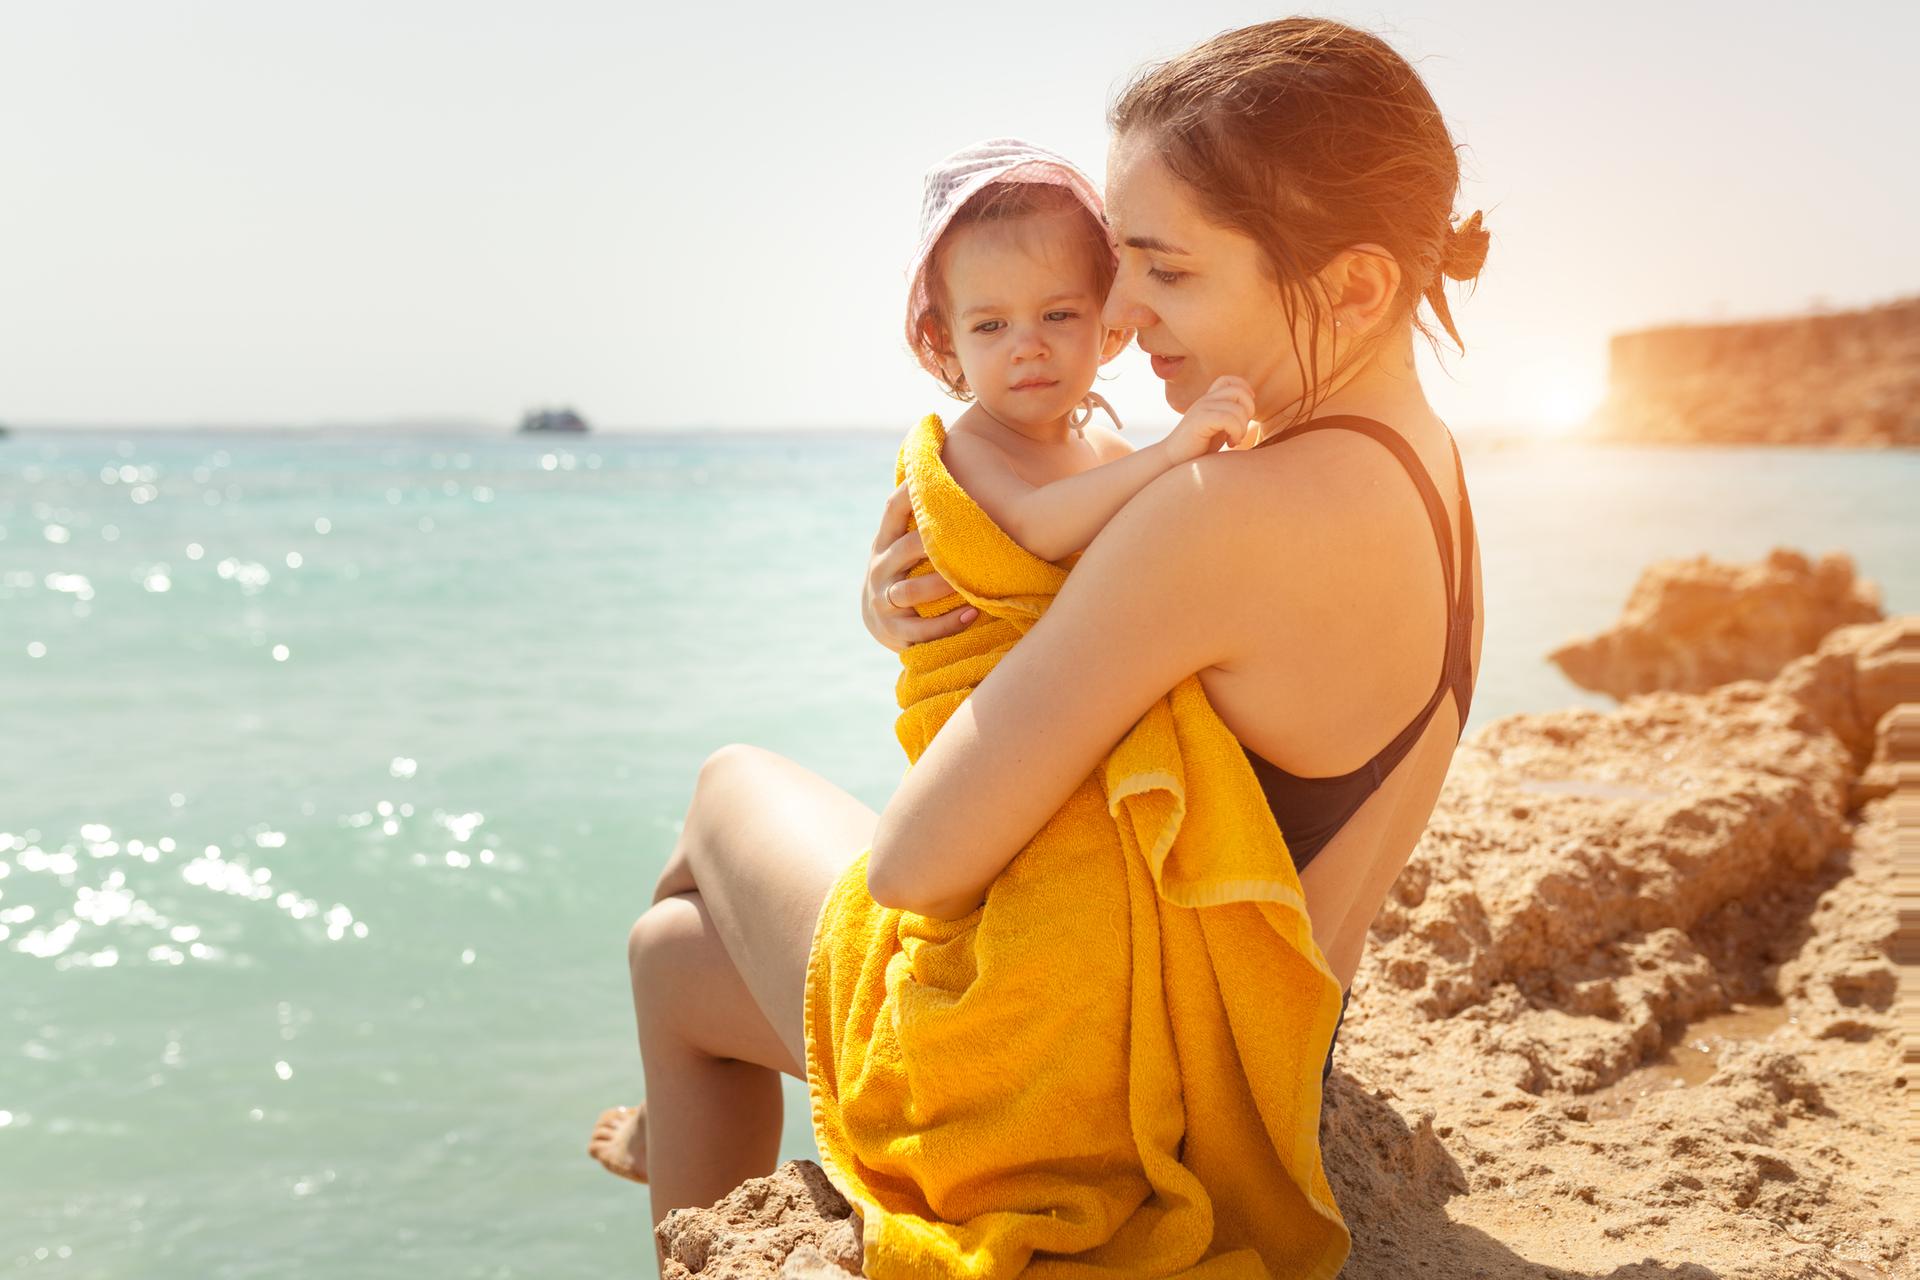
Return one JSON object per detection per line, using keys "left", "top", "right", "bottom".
{"left": 1536, "top": 386, "right": 1600, "bottom": 435}
{"left": 1504, "top": 361, "right": 1605, "bottom": 436}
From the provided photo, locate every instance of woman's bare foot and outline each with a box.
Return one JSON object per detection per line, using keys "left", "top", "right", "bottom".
{"left": 587, "top": 1103, "right": 648, "bottom": 1183}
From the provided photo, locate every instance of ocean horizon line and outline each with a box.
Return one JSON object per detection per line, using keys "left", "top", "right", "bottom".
{"left": 6, "top": 421, "right": 1917, "bottom": 454}
{"left": 2, "top": 417, "right": 1590, "bottom": 444}
{"left": 2, "top": 419, "right": 913, "bottom": 436}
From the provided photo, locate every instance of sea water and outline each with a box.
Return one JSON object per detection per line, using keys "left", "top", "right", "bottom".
{"left": 1, "top": 429, "right": 1914, "bottom": 1277}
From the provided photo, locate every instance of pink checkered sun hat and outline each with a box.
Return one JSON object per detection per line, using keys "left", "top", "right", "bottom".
{"left": 904, "top": 138, "right": 1113, "bottom": 381}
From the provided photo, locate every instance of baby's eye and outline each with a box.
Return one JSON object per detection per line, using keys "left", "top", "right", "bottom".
{"left": 973, "top": 320, "right": 1004, "bottom": 334}
{"left": 1045, "top": 310, "right": 1079, "bottom": 322}
{"left": 1146, "top": 267, "right": 1187, "bottom": 285}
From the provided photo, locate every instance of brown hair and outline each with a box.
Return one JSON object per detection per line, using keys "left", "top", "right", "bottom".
{"left": 1110, "top": 18, "right": 1489, "bottom": 423}
{"left": 910, "top": 181, "right": 1119, "bottom": 401}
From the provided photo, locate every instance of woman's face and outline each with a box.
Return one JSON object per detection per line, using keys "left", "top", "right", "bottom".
{"left": 1102, "top": 131, "right": 1324, "bottom": 423}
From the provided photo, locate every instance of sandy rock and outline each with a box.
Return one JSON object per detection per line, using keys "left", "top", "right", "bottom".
{"left": 1773, "top": 617, "right": 1920, "bottom": 769}
{"left": 655, "top": 1159, "right": 862, "bottom": 1280}
{"left": 1325, "top": 620, "right": 1911, "bottom": 1278}
{"left": 1551, "top": 549, "right": 1883, "bottom": 699}
{"left": 777, "top": 1243, "right": 864, "bottom": 1280}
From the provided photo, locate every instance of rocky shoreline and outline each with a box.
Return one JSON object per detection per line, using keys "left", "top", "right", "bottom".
{"left": 656, "top": 553, "right": 1916, "bottom": 1279}
{"left": 1319, "top": 612, "right": 1913, "bottom": 1278}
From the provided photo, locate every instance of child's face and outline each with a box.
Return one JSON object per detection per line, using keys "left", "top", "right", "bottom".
{"left": 936, "top": 210, "right": 1109, "bottom": 433}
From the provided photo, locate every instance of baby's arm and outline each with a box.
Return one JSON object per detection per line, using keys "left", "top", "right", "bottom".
{"left": 947, "top": 378, "right": 1257, "bottom": 562}
{"left": 946, "top": 431, "right": 1174, "bottom": 562}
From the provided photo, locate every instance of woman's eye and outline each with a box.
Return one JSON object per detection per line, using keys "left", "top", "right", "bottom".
{"left": 1146, "top": 267, "right": 1187, "bottom": 285}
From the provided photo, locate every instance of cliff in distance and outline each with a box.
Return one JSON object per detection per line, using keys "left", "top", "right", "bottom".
{"left": 1588, "top": 294, "right": 1920, "bottom": 445}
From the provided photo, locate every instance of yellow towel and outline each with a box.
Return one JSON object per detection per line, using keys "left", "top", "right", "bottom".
{"left": 804, "top": 413, "right": 1351, "bottom": 1279}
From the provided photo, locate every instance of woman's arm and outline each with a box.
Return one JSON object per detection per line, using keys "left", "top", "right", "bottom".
{"left": 942, "top": 430, "right": 1174, "bottom": 563}
{"left": 864, "top": 452, "right": 1334, "bottom": 919}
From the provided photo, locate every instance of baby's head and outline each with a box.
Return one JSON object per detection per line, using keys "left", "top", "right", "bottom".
{"left": 906, "top": 141, "right": 1129, "bottom": 432}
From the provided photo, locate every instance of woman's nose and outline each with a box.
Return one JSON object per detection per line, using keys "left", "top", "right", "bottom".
{"left": 1103, "top": 277, "right": 1153, "bottom": 332}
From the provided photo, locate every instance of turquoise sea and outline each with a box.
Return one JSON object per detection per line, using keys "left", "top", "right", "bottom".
{"left": 1, "top": 429, "right": 1915, "bottom": 1278}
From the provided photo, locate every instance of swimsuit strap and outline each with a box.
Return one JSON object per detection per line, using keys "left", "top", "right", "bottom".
{"left": 1252, "top": 413, "right": 1477, "bottom": 747}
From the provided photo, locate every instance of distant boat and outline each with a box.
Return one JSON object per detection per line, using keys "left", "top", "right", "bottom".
{"left": 518, "top": 407, "right": 590, "bottom": 434}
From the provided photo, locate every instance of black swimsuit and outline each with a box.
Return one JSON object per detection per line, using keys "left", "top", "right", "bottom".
{"left": 1236, "top": 416, "right": 1479, "bottom": 1083}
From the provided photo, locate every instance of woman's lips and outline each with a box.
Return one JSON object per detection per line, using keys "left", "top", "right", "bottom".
{"left": 1149, "top": 354, "right": 1186, "bottom": 380}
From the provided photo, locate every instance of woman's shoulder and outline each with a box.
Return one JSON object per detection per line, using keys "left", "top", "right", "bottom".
{"left": 1146, "top": 425, "right": 1425, "bottom": 547}
{"left": 1098, "top": 424, "right": 1449, "bottom": 647}
{"left": 1107, "top": 420, "right": 1460, "bottom": 774}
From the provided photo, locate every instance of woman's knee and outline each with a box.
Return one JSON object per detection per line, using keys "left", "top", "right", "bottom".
{"left": 626, "top": 891, "right": 794, "bottom": 1072}
{"left": 627, "top": 895, "right": 702, "bottom": 1025}
{"left": 638, "top": 745, "right": 785, "bottom": 976}
{"left": 681, "top": 743, "right": 778, "bottom": 869}
{"left": 627, "top": 909, "right": 657, "bottom": 982}
{"left": 692, "top": 743, "right": 776, "bottom": 810}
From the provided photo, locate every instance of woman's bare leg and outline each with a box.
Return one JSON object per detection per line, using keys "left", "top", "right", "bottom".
{"left": 651, "top": 830, "right": 697, "bottom": 905}
{"left": 594, "top": 745, "right": 878, "bottom": 1267}
{"left": 585, "top": 833, "right": 727, "bottom": 1185}
{"left": 667, "top": 745, "right": 879, "bottom": 1060}
{"left": 631, "top": 889, "right": 794, "bottom": 1259}
{"left": 585, "top": 800, "right": 748, "bottom": 1185}
{"left": 585, "top": 830, "right": 714, "bottom": 1188}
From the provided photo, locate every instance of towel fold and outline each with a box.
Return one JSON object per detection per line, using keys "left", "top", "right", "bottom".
{"left": 804, "top": 413, "right": 1351, "bottom": 1279}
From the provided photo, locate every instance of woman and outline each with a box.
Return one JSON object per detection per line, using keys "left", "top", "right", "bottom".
{"left": 590, "top": 17, "right": 1486, "bottom": 1275}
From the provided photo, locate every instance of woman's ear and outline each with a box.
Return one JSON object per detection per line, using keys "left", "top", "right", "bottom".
{"left": 1098, "top": 325, "right": 1135, "bottom": 365}
{"left": 1321, "top": 244, "right": 1401, "bottom": 333}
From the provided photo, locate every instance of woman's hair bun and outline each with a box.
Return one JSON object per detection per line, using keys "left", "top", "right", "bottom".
{"left": 1440, "top": 210, "right": 1489, "bottom": 282}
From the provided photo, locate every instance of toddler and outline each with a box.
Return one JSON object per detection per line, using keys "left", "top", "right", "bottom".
{"left": 905, "top": 138, "right": 1256, "bottom": 562}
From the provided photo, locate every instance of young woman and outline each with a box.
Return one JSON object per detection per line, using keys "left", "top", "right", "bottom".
{"left": 591, "top": 18, "right": 1487, "bottom": 1276}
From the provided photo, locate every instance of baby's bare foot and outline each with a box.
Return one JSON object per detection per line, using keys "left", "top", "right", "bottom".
{"left": 587, "top": 1103, "right": 647, "bottom": 1184}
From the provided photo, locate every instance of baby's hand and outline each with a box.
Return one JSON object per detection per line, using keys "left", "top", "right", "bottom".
{"left": 1161, "top": 376, "right": 1256, "bottom": 463}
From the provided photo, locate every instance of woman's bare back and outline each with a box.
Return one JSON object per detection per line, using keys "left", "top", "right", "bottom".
{"left": 1195, "top": 420, "right": 1484, "bottom": 986}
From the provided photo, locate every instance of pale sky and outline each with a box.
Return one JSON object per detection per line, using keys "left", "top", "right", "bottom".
{"left": 2, "top": 1, "right": 1914, "bottom": 434}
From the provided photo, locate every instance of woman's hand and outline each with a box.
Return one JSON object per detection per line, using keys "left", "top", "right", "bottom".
{"left": 862, "top": 482, "right": 978, "bottom": 653}
{"left": 1158, "top": 375, "right": 1257, "bottom": 464}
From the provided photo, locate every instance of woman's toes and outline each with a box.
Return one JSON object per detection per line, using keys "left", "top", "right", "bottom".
{"left": 586, "top": 1103, "right": 648, "bottom": 1184}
